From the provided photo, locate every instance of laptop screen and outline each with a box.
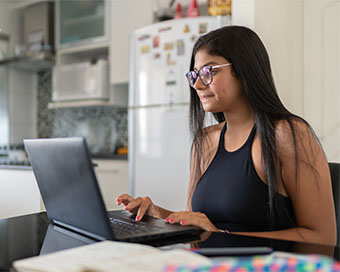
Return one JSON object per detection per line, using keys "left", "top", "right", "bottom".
{"left": 24, "top": 137, "right": 114, "bottom": 240}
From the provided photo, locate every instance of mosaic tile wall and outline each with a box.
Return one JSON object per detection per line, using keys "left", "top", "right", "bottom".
{"left": 37, "top": 70, "right": 128, "bottom": 154}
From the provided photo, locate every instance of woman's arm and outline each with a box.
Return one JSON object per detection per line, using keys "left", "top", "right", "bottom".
{"left": 230, "top": 227, "right": 334, "bottom": 245}
{"left": 233, "top": 120, "right": 337, "bottom": 245}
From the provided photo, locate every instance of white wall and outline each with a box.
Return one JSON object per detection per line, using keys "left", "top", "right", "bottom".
{"left": 232, "top": 0, "right": 303, "bottom": 116}
{"left": 254, "top": 0, "right": 303, "bottom": 116}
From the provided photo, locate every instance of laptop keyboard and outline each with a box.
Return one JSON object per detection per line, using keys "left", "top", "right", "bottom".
{"left": 109, "top": 217, "right": 163, "bottom": 235}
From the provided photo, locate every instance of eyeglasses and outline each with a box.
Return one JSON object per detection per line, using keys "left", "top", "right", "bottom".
{"left": 185, "top": 63, "right": 232, "bottom": 87}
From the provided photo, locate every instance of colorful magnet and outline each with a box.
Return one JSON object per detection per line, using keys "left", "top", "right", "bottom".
{"left": 140, "top": 45, "right": 150, "bottom": 54}
{"left": 176, "top": 40, "right": 185, "bottom": 56}
{"left": 158, "top": 26, "right": 172, "bottom": 32}
{"left": 153, "top": 36, "right": 160, "bottom": 48}
{"left": 199, "top": 23, "right": 208, "bottom": 34}
{"left": 167, "top": 53, "right": 176, "bottom": 65}
{"left": 183, "top": 24, "right": 190, "bottom": 33}
{"left": 138, "top": 34, "right": 150, "bottom": 41}
{"left": 153, "top": 52, "right": 161, "bottom": 59}
{"left": 163, "top": 42, "right": 174, "bottom": 51}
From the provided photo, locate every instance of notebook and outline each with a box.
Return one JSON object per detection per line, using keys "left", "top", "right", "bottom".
{"left": 24, "top": 137, "right": 202, "bottom": 243}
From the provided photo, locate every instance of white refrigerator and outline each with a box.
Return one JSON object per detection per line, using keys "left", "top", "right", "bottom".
{"left": 129, "top": 16, "right": 231, "bottom": 211}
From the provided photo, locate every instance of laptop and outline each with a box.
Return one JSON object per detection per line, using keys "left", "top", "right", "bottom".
{"left": 24, "top": 137, "right": 202, "bottom": 243}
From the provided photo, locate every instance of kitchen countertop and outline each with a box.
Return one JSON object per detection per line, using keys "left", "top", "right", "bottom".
{"left": 0, "top": 164, "right": 32, "bottom": 170}
{"left": 91, "top": 153, "right": 128, "bottom": 160}
{"left": 0, "top": 153, "right": 128, "bottom": 170}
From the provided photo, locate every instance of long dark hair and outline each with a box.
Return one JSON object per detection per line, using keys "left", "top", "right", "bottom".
{"left": 188, "top": 25, "right": 319, "bottom": 227}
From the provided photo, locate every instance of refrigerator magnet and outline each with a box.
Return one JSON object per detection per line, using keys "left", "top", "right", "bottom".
{"left": 140, "top": 45, "right": 150, "bottom": 54}
{"left": 167, "top": 53, "right": 176, "bottom": 66}
{"left": 153, "top": 36, "right": 160, "bottom": 48}
{"left": 158, "top": 26, "right": 172, "bottom": 32}
{"left": 153, "top": 52, "right": 161, "bottom": 59}
{"left": 199, "top": 23, "right": 208, "bottom": 34}
{"left": 191, "top": 35, "right": 198, "bottom": 43}
{"left": 163, "top": 42, "right": 174, "bottom": 51}
{"left": 138, "top": 34, "right": 150, "bottom": 41}
{"left": 183, "top": 24, "right": 190, "bottom": 33}
{"left": 165, "top": 69, "right": 177, "bottom": 106}
{"left": 176, "top": 40, "right": 185, "bottom": 56}
{"left": 165, "top": 80, "right": 176, "bottom": 86}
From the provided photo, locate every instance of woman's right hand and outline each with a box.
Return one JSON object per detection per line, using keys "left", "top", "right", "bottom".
{"left": 116, "top": 194, "right": 162, "bottom": 221}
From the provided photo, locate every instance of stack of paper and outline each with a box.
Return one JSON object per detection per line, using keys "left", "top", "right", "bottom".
{"left": 13, "top": 241, "right": 212, "bottom": 272}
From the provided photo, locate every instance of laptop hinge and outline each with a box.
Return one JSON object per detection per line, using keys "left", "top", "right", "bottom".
{"left": 53, "top": 220, "right": 108, "bottom": 241}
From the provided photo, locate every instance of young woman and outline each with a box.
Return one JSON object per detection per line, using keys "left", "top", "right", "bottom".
{"left": 117, "top": 26, "right": 337, "bottom": 246}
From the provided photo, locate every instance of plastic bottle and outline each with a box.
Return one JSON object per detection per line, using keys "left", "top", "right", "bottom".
{"left": 208, "top": 0, "right": 217, "bottom": 16}
{"left": 187, "top": 0, "right": 200, "bottom": 17}
{"left": 174, "top": 3, "right": 182, "bottom": 19}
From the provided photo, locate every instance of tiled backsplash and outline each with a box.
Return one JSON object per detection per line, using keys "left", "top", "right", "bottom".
{"left": 37, "top": 70, "right": 128, "bottom": 154}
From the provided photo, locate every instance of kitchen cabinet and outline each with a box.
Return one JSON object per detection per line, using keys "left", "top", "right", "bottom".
{"left": 0, "top": 159, "right": 128, "bottom": 219}
{"left": 55, "top": 0, "right": 108, "bottom": 50}
{"left": 0, "top": 2, "right": 10, "bottom": 35}
{"left": 51, "top": 0, "right": 155, "bottom": 108}
{"left": 0, "top": 168, "right": 41, "bottom": 219}
{"left": 0, "top": 2, "right": 45, "bottom": 146}
{"left": 93, "top": 159, "right": 128, "bottom": 211}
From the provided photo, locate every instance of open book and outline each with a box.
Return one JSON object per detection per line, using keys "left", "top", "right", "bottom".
{"left": 13, "top": 241, "right": 212, "bottom": 272}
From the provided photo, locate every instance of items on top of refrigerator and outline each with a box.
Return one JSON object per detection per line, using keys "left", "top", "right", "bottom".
{"left": 156, "top": 0, "right": 176, "bottom": 21}
{"left": 174, "top": 3, "right": 182, "bottom": 19}
{"left": 187, "top": 0, "right": 200, "bottom": 17}
{"left": 208, "top": 0, "right": 232, "bottom": 16}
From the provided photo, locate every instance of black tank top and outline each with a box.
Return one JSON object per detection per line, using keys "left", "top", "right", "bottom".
{"left": 191, "top": 123, "right": 296, "bottom": 232}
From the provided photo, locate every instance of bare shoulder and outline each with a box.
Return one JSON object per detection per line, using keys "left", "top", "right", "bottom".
{"left": 192, "top": 122, "right": 225, "bottom": 170}
{"left": 202, "top": 122, "right": 225, "bottom": 145}
{"left": 275, "top": 118, "right": 311, "bottom": 140}
{"left": 274, "top": 119, "right": 319, "bottom": 154}
{"left": 274, "top": 118, "right": 326, "bottom": 179}
{"left": 191, "top": 122, "right": 224, "bottom": 154}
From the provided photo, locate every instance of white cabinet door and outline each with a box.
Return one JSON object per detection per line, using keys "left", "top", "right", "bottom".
{"left": 0, "top": 160, "right": 128, "bottom": 219}
{"left": 0, "top": 169, "right": 41, "bottom": 219}
{"left": 303, "top": 0, "right": 340, "bottom": 162}
{"left": 93, "top": 160, "right": 128, "bottom": 211}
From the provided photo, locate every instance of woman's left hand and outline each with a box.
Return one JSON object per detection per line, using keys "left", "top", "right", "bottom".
{"left": 165, "top": 211, "right": 219, "bottom": 232}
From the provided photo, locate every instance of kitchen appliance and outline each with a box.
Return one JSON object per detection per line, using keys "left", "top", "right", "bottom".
{"left": 129, "top": 16, "right": 231, "bottom": 211}
{"left": 52, "top": 59, "right": 109, "bottom": 102}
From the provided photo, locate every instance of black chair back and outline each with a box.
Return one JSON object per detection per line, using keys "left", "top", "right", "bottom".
{"left": 329, "top": 162, "right": 340, "bottom": 246}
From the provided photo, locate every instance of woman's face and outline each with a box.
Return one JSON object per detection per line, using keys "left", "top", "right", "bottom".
{"left": 192, "top": 49, "right": 243, "bottom": 113}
